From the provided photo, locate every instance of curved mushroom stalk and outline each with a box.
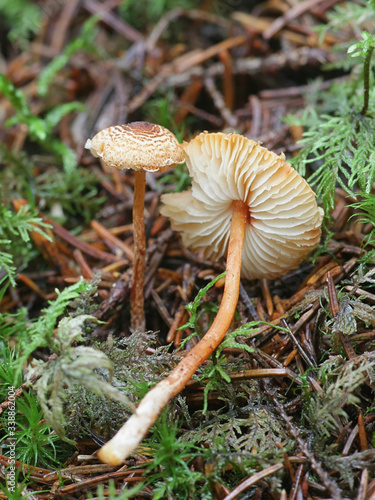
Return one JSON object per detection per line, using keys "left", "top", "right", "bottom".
{"left": 97, "top": 200, "right": 249, "bottom": 465}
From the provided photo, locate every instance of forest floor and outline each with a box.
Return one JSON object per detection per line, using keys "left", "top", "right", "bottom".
{"left": 1, "top": 1, "right": 375, "bottom": 499}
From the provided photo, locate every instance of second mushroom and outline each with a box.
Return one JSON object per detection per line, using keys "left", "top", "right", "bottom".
{"left": 85, "top": 122, "right": 185, "bottom": 332}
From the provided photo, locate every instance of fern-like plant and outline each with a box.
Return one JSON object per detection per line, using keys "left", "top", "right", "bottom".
{"left": 142, "top": 410, "right": 205, "bottom": 500}
{"left": 0, "top": 75, "right": 83, "bottom": 174}
{"left": 38, "top": 16, "right": 102, "bottom": 97}
{"left": 31, "top": 314, "right": 135, "bottom": 443}
{"left": 0, "top": 201, "right": 51, "bottom": 287}
{"left": 1, "top": 390, "right": 62, "bottom": 466}
{"left": 0, "top": 0, "right": 41, "bottom": 46}
{"left": 304, "top": 357, "right": 374, "bottom": 442}
{"left": 286, "top": 28, "right": 375, "bottom": 218}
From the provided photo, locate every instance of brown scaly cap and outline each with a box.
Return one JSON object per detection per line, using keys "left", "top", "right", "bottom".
{"left": 160, "top": 131, "right": 324, "bottom": 280}
{"left": 85, "top": 122, "right": 185, "bottom": 172}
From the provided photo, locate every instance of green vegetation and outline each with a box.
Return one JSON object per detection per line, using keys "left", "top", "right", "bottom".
{"left": 38, "top": 17, "right": 102, "bottom": 97}
{"left": 0, "top": 75, "right": 82, "bottom": 174}
{"left": 286, "top": 28, "right": 375, "bottom": 219}
{"left": 0, "top": 201, "right": 51, "bottom": 287}
{"left": 1, "top": 0, "right": 375, "bottom": 497}
{"left": 89, "top": 481, "right": 144, "bottom": 500}
{"left": 119, "top": 0, "right": 199, "bottom": 29}
{"left": 0, "top": 78, "right": 104, "bottom": 222}
{"left": 178, "top": 271, "right": 226, "bottom": 340}
{"left": 142, "top": 410, "right": 205, "bottom": 500}
{"left": 0, "top": 0, "right": 41, "bottom": 46}
{"left": 32, "top": 313, "right": 136, "bottom": 443}
{"left": 0, "top": 16, "right": 105, "bottom": 221}
{"left": 304, "top": 358, "right": 373, "bottom": 442}
{"left": 1, "top": 390, "right": 62, "bottom": 466}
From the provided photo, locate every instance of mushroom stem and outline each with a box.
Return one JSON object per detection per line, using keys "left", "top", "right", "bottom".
{"left": 130, "top": 170, "right": 146, "bottom": 332}
{"left": 97, "top": 200, "right": 248, "bottom": 465}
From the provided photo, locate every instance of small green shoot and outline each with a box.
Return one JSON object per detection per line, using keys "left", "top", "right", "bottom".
{"left": 38, "top": 16, "right": 102, "bottom": 97}
{"left": 200, "top": 355, "right": 231, "bottom": 415}
{"left": 2, "top": 390, "right": 61, "bottom": 467}
{"left": 89, "top": 480, "right": 144, "bottom": 499}
{"left": 0, "top": 75, "right": 84, "bottom": 173}
{"left": 216, "top": 322, "right": 259, "bottom": 357}
{"left": 143, "top": 410, "right": 204, "bottom": 500}
{"left": 0, "top": 201, "right": 51, "bottom": 287}
{"left": 0, "top": 342, "right": 23, "bottom": 397}
{"left": 0, "top": 468, "right": 42, "bottom": 499}
{"left": 0, "top": 0, "right": 41, "bottom": 46}
{"left": 347, "top": 31, "right": 375, "bottom": 115}
{"left": 178, "top": 271, "right": 227, "bottom": 341}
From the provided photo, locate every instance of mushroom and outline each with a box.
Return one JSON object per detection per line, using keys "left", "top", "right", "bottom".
{"left": 85, "top": 122, "right": 185, "bottom": 332}
{"left": 161, "top": 131, "right": 324, "bottom": 280}
{"left": 96, "top": 131, "right": 323, "bottom": 466}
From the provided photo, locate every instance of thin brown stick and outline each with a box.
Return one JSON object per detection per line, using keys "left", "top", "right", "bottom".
{"left": 327, "top": 272, "right": 340, "bottom": 317}
{"left": 91, "top": 220, "right": 134, "bottom": 261}
{"left": 204, "top": 76, "right": 238, "bottom": 128}
{"left": 260, "top": 278, "right": 273, "bottom": 317}
{"left": 264, "top": 381, "right": 343, "bottom": 499}
{"left": 82, "top": 0, "right": 144, "bottom": 42}
{"left": 73, "top": 249, "right": 94, "bottom": 280}
{"left": 98, "top": 200, "right": 248, "bottom": 465}
{"left": 223, "top": 464, "right": 284, "bottom": 500}
{"left": 342, "top": 424, "right": 359, "bottom": 456}
{"left": 358, "top": 412, "right": 369, "bottom": 451}
{"left": 218, "top": 50, "right": 234, "bottom": 111}
{"left": 263, "top": 0, "right": 329, "bottom": 39}
{"left": 46, "top": 216, "right": 119, "bottom": 263}
{"left": 356, "top": 469, "right": 369, "bottom": 500}
{"left": 289, "top": 463, "right": 304, "bottom": 500}
{"left": 51, "top": 0, "right": 81, "bottom": 51}
{"left": 130, "top": 171, "right": 146, "bottom": 332}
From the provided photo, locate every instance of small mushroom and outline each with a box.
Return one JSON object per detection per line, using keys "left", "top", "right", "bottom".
{"left": 96, "top": 131, "right": 323, "bottom": 466}
{"left": 85, "top": 122, "right": 185, "bottom": 332}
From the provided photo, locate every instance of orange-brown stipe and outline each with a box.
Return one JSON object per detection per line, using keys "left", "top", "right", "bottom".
{"left": 97, "top": 200, "right": 249, "bottom": 465}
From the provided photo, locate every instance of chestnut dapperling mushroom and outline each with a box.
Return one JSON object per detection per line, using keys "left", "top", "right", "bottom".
{"left": 161, "top": 131, "right": 324, "bottom": 279}
{"left": 85, "top": 122, "right": 185, "bottom": 332}
{"left": 96, "top": 131, "right": 323, "bottom": 466}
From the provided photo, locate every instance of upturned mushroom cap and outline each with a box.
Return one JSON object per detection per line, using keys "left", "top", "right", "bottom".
{"left": 160, "top": 131, "right": 324, "bottom": 280}
{"left": 85, "top": 122, "right": 185, "bottom": 172}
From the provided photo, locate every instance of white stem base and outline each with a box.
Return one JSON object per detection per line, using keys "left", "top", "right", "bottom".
{"left": 97, "top": 379, "right": 173, "bottom": 465}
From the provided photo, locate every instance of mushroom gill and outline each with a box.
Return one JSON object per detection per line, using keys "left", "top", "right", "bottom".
{"left": 161, "top": 131, "right": 323, "bottom": 279}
